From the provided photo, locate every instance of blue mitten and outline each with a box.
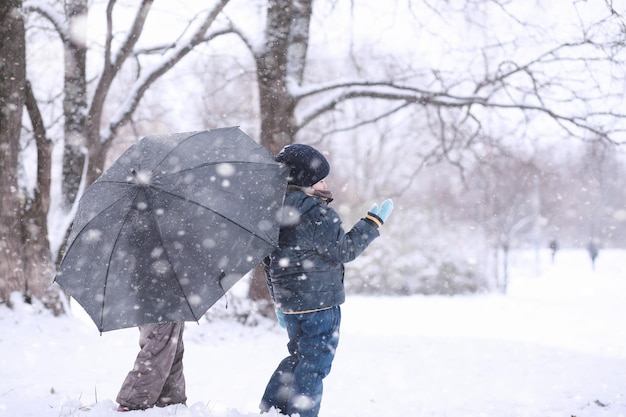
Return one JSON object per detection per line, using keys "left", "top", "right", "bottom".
{"left": 368, "top": 199, "right": 394, "bottom": 226}
{"left": 275, "top": 309, "right": 286, "bottom": 328}
{"left": 378, "top": 199, "right": 394, "bottom": 222}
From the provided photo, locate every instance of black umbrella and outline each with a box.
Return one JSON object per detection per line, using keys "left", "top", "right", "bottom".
{"left": 54, "top": 127, "right": 287, "bottom": 332}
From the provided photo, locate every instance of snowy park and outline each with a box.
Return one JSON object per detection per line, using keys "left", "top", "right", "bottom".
{"left": 2, "top": 2, "right": 626, "bottom": 417}
{"left": 1, "top": 248, "right": 625, "bottom": 417}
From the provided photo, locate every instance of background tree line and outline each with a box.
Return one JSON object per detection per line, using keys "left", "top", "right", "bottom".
{"left": 341, "top": 138, "right": 626, "bottom": 296}
{"left": 1, "top": 0, "right": 625, "bottom": 314}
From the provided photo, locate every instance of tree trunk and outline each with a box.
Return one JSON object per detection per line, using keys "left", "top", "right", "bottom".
{"left": 61, "top": 0, "right": 88, "bottom": 209}
{"left": 255, "top": 0, "right": 302, "bottom": 154}
{"left": 23, "top": 81, "right": 64, "bottom": 313}
{"left": 0, "top": 0, "right": 27, "bottom": 306}
{"left": 248, "top": 0, "right": 313, "bottom": 313}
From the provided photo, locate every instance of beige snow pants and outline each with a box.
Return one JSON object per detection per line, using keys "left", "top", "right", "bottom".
{"left": 116, "top": 322, "right": 187, "bottom": 410}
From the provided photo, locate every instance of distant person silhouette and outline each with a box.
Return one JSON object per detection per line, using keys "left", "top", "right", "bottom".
{"left": 587, "top": 240, "right": 599, "bottom": 270}
{"left": 549, "top": 239, "right": 559, "bottom": 263}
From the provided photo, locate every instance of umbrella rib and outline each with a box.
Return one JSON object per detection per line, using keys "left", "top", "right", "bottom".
{"left": 149, "top": 130, "right": 233, "bottom": 174}
{"left": 155, "top": 163, "right": 282, "bottom": 217}
{"left": 149, "top": 128, "right": 275, "bottom": 179}
{"left": 93, "top": 162, "right": 278, "bottom": 189}
{"left": 95, "top": 187, "right": 201, "bottom": 329}
{"left": 98, "top": 188, "right": 143, "bottom": 332}
{"left": 153, "top": 222, "right": 202, "bottom": 324}
{"left": 156, "top": 161, "right": 279, "bottom": 183}
{"left": 57, "top": 184, "right": 137, "bottom": 280}
{"left": 152, "top": 186, "right": 277, "bottom": 246}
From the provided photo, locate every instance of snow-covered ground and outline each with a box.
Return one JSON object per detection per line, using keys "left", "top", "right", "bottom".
{"left": 1, "top": 249, "right": 625, "bottom": 417}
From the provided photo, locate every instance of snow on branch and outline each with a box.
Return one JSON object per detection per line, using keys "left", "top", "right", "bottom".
{"left": 295, "top": 80, "right": 484, "bottom": 127}
{"left": 222, "top": 18, "right": 259, "bottom": 56}
{"left": 23, "top": 0, "right": 71, "bottom": 45}
{"left": 295, "top": 80, "right": 626, "bottom": 144}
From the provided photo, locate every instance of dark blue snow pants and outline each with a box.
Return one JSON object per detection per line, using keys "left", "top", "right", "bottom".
{"left": 260, "top": 306, "right": 341, "bottom": 417}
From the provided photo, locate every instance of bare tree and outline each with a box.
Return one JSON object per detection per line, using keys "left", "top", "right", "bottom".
{"left": 0, "top": 0, "right": 233, "bottom": 307}
{"left": 0, "top": 0, "right": 67, "bottom": 314}
{"left": 61, "top": 0, "right": 87, "bottom": 211}
{"left": 0, "top": 0, "right": 27, "bottom": 305}
{"left": 465, "top": 154, "right": 542, "bottom": 292}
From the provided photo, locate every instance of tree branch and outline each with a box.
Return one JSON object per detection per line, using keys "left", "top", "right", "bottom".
{"left": 23, "top": 1, "right": 71, "bottom": 45}
{"left": 88, "top": 0, "right": 154, "bottom": 142}
{"left": 24, "top": 80, "right": 50, "bottom": 201}
{"left": 102, "top": 0, "right": 231, "bottom": 142}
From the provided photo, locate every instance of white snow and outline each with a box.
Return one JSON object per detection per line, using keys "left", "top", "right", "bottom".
{"left": 1, "top": 249, "right": 626, "bottom": 417}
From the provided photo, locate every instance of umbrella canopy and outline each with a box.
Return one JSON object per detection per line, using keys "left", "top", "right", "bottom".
{"left": 54, "top": 127, "right": 287, "bottom": 332}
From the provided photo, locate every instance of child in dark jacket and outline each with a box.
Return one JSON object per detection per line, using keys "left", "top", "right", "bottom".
{"left": 260, "top": 144, "right": 393, "bottom": 417}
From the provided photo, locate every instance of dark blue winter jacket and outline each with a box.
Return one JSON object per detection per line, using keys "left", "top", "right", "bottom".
{"left": 265, "top": 189, "right": 380, "bottom": 312}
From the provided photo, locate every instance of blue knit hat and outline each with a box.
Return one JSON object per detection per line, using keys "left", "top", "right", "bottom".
{"left": 275, "top": 144, "right": 330, "bottom": 187}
